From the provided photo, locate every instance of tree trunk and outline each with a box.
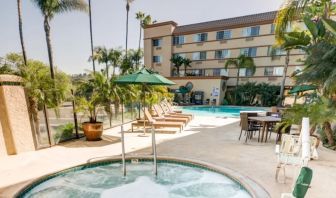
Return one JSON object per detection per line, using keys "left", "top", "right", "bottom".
{"left": 184, "top": 65, "right": 187, "bottom": 76}
{"left": 43, "top": 16, "right": 55, "bottom": 79}
{"left": 17, "top": 0, "right": 27, "bottom": 65}
{"left": 310, "top": 124, "right": 316, "bottom": 135}
{"left": 137, "top": 21, "right": 142, "bottom": 67}
{"left": 278, "top": 50, "right": 290, "bottom": 107}
{"left": 105, "top": 62, "right": 109, "bottom": 78}
{"left": 323, "top": 121, "right": 335, "bottom": 146}
{"left": 88, "top": 0, "right": 96, "bottom": 73}
{"left": 125, "top": 3, "right": 130, "bottom": 60}
{"left": 177, "top": 66, "right": 180, "bottom": 77}
{"left": 235, "top": 69, "right": 240, "bottom": 105}
{"left": 114, "top": 102, "right": 120, "bottom": 119}
{"left": 112, "top": 66, "right": 116, "bottom": 77}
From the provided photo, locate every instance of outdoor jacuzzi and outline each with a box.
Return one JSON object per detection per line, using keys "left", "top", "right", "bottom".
{"left": 16, "top": 157, "right": 264, "bottom": 198}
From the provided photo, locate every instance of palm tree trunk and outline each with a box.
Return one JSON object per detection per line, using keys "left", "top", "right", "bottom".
{"left": 112, "top": 66, "right": 116, "bottom": 77}
{"left": 125, "top": 3, "right": 130, "bottom": 60}
{"left": 323, "top": 121, "right": 335, "bottom": 146}
{"left": 137, "top": 21, "right": 142, "bottom": 67}
{"left": 177, "top": 67, "right": 180, "bottom": 77}
{"left": 43, "top": 16, "right": 55, "bottom": 79}
{"left": 278, "top": 50, "right": 290, "bottom": 106}
{"left": 235, "top": 69, "right": 240, "bottom": 105}
{"left": 184, "top": 66, "right": 187, "bottom": 76}
{"left": 17, "top": 0, "right": 27, "bottom": 65}
{"left": 105, "top": 62, "right": 109, "bottom": 78}
{"left": 88, "top": 0, "right": 96, "bottom": 73}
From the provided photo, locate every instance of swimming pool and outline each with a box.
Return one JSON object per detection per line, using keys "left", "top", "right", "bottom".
{"left": 17, "top": 158, "right": 253, "bottom": 198}
{"left": 178, "top": 106, "right": 268, "bottom": 117}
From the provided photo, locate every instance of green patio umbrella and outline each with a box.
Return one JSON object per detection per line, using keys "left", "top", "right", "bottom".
{"left": 115, "top": 67, "right": 176, "bottom": 176}
{"left": 288, "top": 85, "right": 317, "bottom": 94}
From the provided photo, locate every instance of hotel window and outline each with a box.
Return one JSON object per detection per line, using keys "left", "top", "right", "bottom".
{"left": 193, "top": 33, "right": 208, "bottom": 42}
{"left": 242, "top": 26, "right": 260, "bottom": 37}
{"left": 192, "top": 51, "right": 207, "bottom": 60}
{"left": 215, "top": 49, "right": 231, "bottom": 59}
{"left": 270, "top": 24, "right": 276, "bottom": 34}
{"left": 239, "top": 68, "right": 254, "bottom": 77}
{"left": 240, "top": 47, "right": 257, "bottom": 57}
{"left": 213, "top": 68, "right": 228, "bottom": 76}
{"left": 173, "top": 35, "right": 185, "bottom": 45}
{"left": 268, "top": 46, "right": 286, "bottom": 56}
{"left": 152, "top": 38, "right": 162, "bottom": 47}
{"left": 264, "top": 66, "right": 284, "bottom": 76}
{"left": 173, "top": 53, "right": 186, "bottom": 58}
{"left": 153, "top": 56, "right": 162, "bottom": 63}
{"left": 216, "top": 30, "right": 231, "bottom": 40}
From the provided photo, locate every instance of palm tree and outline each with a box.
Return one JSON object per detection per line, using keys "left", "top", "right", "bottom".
{"left": 182, "top": 58, "right": 192, "bottom": 76}
{"left": 110, "top": 48, "right": 123, "bottom": 76}
{"left": 88, "top": 0, "right": 95, "bottom": 73}
{"left": 124, "top": 0, "right": 134, "bottom": 59}
{"left": 92, "top": 47, "right": 111, "bottom": 78}
{"left": 274, "top": 31, "right": 311, "bottom": 106}
{"left": 31, "top": 0, "right": 88, "bottom": 79}
{"left": 170, "top": 56, "right": 184, "bottom": 77}
{"left": 17, "top": 0, "right": 27, "bottom": 65}
{"left": 275, "top": 0, "right": 333, "bottom": 44}
{"left": 136, "top": 11, "right": 145, "bottom": 48}
{"left": 225, "top": 54, "right": 256, "bottom": 104}
{"left": 136, "top": 12, "right": 152, "bottom": 67}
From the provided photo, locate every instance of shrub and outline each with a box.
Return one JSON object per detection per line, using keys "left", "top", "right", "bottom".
{"left": 224, "top": 82, "right": 280, "bottom": 106}
{"left": 54, "top": 123, "right": 75, "bottom": 143}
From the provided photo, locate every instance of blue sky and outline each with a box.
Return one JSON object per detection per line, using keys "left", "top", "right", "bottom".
{"left": 0, "top": 0, "right": 283, "bottom": 74}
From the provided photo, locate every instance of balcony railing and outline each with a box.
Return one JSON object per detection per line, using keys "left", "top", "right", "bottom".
{"left": 171, "top": 68, "right": 228, "bottom": 77}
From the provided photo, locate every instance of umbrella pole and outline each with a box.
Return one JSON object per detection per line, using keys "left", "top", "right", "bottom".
{"left": 121, "top": 101, "right": 126, "bottom": 176}
{"left": 143, "top": 85, "right": 146, "bottom": 136}
{"left": 151, "top": 124, "right": 157, "bottom": 176}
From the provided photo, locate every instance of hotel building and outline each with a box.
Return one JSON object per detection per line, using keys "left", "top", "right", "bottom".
{"left": 143, "top": 11, "right": 305, "bottom": 105}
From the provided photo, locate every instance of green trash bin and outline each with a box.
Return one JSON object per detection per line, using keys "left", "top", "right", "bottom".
{"left": 293, "top": 167, "right": 313, "bottom": 198}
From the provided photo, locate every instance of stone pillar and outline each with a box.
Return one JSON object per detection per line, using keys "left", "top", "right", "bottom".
{"left": 0, "top": 75, "right": 36, "bottom": 155}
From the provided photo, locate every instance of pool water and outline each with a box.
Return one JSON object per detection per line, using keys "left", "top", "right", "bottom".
{"left": 21, "top": 161, "right": 251, "bottom": 198}
{"left": 178, "top": 106, "right": 268, "bottom": 117}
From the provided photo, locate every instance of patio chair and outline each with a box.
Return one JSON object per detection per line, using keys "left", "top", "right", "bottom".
{"left": 157, "top": 104, "right": 192, "bottom": 121}
{"left": 131, "top": 108, "right": 184, "bottom": 133}
{"left": 162, "top": 100, "right": 183, "bottom": 113}
{"left": 152, "top": 105, "right": 189, "bottom": 124}
{"left": 160, "top": 102, "right": 193, "bottom": 119}
{"left": 239, "top": 113, "right": 260, "bottom": 143}
{"left": 281, "top": 167, "right": 313, "bottom": 198}
{"left": 275, "top": 134, "right": 302, "bottom": 183}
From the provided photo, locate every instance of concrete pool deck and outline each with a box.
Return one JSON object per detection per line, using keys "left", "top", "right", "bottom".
{"left": 0, "top": 116, "right": 336, "bottom": 197}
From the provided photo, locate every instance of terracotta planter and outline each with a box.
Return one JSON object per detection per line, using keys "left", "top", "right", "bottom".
{"left": 82, "top": 122, "right": 103, "bottom": 141}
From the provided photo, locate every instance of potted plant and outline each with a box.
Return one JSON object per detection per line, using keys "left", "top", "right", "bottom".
{"left": 75, "top": 73, "right": 108, "bottom": 141}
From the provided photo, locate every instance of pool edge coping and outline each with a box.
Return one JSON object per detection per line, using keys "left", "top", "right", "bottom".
{"left": 14, "top": 155, "right": 270, "bottom": 198}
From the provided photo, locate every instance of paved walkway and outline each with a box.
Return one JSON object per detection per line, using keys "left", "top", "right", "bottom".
{"left": 0, "top": 116, "right": 335, "bottom": 198}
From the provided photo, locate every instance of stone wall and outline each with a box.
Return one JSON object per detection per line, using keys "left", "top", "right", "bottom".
{"left": 0, "top": 75, "right": 36, "bottom": 155}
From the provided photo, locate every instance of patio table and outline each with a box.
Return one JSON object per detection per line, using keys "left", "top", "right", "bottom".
{"left": 248, "top": 116, "right": 281, "bottom": 143}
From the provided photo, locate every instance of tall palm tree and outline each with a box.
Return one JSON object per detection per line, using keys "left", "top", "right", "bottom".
{"left": 124, "top": 0, "right": 134, "bottom": 60}
{"left": 225, "top": 54, "right": 256, "bottom": 104}
{"left": 31, "top": 0, "right": 88, "bottom": 79}
{"left": 136, "top": 11, "right": 145, "bottom": 49}
{"left": 273, "top": 31, "right": 311, "bottom": 106}
{"left": 170, "top": 55, "right": 184, "bottom": 77}
{"left": 17, "top": 0, "right": 27, "bottom": 65}
{"left": 182, "top": 58, "right": 192, "bottom": 76}
{"left": 88, "top": 0, "right": 95, "bottom": 73}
